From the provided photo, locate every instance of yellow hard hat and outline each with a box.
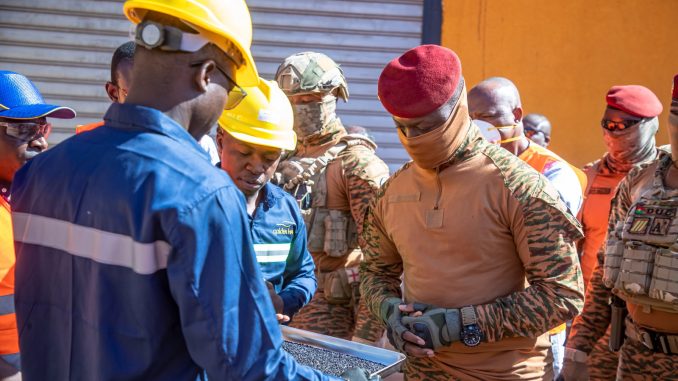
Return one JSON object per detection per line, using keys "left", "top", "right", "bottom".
{"left": 219, "top": 79, "right": 297, "bottom": 151}
{"left": 123, "top": 0, "right": 258, "bottom": 87}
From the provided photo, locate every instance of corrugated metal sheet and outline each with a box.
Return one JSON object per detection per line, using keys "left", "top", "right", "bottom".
{"left": 0, "top": 0, "right": 421, "bottom": 170}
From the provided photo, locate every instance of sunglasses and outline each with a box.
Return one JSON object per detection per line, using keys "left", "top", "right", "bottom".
{"left": 0, "top": 121, "right": 51, "bottom": 142}
{"left": 600, "top": 118, "right": 643, "bottom": 132}
{"left": 189, "top": 60, "right": 247, "bottom": 110}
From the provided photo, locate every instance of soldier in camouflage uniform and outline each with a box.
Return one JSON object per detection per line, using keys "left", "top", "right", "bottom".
{"left": 566, "top": 85, "right": 661, "bottom": 381}
{"left": 273, "top": 52, "right": 390, "bottom": 343}
{"left": 360, "top": 45, "right": 584, "bottom": 380}
{"left": 561, "top": 79, "right": 678, "bottom": 381}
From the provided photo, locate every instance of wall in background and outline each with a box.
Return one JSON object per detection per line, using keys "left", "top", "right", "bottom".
{"left": 441, "top": 0, "right": 678, "bottom": 166}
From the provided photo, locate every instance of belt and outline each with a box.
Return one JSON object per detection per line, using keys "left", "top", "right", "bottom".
{"left": 625, "top": 318, "right": 678, "bottom": 355}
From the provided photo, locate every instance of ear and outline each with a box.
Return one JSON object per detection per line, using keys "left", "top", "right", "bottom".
{"left": 105, "top": 82, "right": 119, "bottom": 103}
{"left": 215, "top": 129, "right": 224, "bottom": 154}
{"left": 513, "top": 106, "right": 523, "bottom": 123}
{"left": 194, "top": 60, "right": 216, "bottom": 92}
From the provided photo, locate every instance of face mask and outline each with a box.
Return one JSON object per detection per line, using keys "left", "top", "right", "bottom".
{"left": 291, "top": 95, "right": 337, "bottom": 139}
{"left": 475, "top": 122, "right": 521, "bottom": 145}
{"left": 603, "top": 118, "right": 658, "bottom": 173}
{"left": 475, "top": 120, "right": 500, "bottom": 144}
{"left": 398, "top": 90, "right": 471, "bottom": 169}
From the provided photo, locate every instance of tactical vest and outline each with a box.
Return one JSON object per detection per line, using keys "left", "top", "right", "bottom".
{"left": 603, "top": 157, "right": 678, "bottom": 313}
{"left": 276, "top": 135, "right": 375, "bottom": 257}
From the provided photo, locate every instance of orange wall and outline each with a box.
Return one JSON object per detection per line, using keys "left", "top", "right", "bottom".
{"left": 441, "top": 0, "right": 678, "bottom": 167}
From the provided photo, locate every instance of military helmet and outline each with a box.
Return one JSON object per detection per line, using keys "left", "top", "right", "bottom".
{"left": 274, "top": 52, "right": 349, "bottom": 101}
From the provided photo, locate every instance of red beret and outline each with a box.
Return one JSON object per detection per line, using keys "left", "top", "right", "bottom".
{"left": 378, "top": 45, "right": 462, "bottom": 118}
{"left": 606, "top": 85, "right": 663, "bottom": 118}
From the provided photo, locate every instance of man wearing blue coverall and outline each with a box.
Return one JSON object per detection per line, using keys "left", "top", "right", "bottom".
{"left": 10, "top": 1, "right": 374, "bottom": 380}
{"left": 216, "top": 79, "right": 316, "bottom": 324}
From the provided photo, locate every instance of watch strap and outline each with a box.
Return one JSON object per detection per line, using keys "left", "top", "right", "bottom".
{"left": 460, "top": 306, "right": 477, "bottom": 326}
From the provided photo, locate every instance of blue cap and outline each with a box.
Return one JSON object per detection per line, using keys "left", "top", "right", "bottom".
{"left": 0, "top": 70, "right": 75, "bottom": 120}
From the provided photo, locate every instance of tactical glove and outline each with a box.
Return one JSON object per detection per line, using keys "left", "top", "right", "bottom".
{"left": 379, "top": 297, "right": 409, "bottom": 352}
{"left": 401, "top": 307, "right": 461, "bottom": 351}
{"left": 340, "top": 367, "right": 380, "bottom": 381}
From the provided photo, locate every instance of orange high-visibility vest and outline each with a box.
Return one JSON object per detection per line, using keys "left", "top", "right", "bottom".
{"left": 75, "top": 121, "right": 105, "bottom": 135}
{"left": 0, "top": 198, "right": 19, "bottom": 357}
{"left": 519, "top": 143, "right": 584, "bottom": 336}
{"left": 518, "top": 143, "right": 587, "bottom": 193}
{"left": 577, "top": 162, "right": 625, "bottom": 288}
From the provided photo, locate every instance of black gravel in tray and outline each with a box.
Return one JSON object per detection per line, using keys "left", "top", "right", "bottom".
{"left": 283, "top": 340, "right": 384, "bottom": 376}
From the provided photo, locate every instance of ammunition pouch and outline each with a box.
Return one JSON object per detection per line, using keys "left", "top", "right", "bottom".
{"left": 323, "top": 210, "right": 358, "bottom": 257}
{"left": 605, "top": 193, "right": 678, "bottom": 309}
{"left": 649, "top": 247, "right": 678, "bottom": 304}
{"left": 306, "top": 208, "right": 328, "bottom": 253}
{"left": 616, "top": 241, "right": 657, "bottom": 296}
{"left": 319, "top": 267, "right": 360, "bottom": 305}
{"left": 602, "top": 223, "right": 624, "bottom": 289}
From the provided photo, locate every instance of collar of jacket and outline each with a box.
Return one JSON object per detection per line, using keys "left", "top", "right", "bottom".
{"left": 260, "top": 182, "right": 286, "bottom": 211}
{"left": 103, "top": 103, "right": 211, "bottom": 162}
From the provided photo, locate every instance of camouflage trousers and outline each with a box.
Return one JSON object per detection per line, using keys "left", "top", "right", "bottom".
{"left": 289, "top": 289, "right": 384, "bottom": 341}
{"left": 588, "top": 326, "right": 619, "bottom": 380}
{"left": 401, "top": 358, "right": 455, "bottom": 381}
{"left": 400, "top": 355, "right": 555, "bottom": 381}
{"left": 616, "top": 336, "right": 678, "bottom": 380}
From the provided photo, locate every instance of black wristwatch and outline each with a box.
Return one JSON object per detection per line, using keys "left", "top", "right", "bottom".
{"left": 460, "top": 306, "right": 483, "bottom": 347}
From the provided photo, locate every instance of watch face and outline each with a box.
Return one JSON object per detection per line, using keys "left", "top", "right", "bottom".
{"left": 462, "top": 325, "right": 483, "bottom": 347}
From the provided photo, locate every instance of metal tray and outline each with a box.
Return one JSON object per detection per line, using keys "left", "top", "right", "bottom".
{"left": 282, "top": 326, "right": 406, "bottom": 378}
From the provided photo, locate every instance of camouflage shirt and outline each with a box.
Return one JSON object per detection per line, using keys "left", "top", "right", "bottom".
{"left": 360, "top": 125, "right": 584, "bottom": 378}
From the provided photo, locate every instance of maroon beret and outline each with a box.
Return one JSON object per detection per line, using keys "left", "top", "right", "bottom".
{"left": 606, "top": 85, "right": 663, "bottom": 118}
{"left": 378, "top": 45, "right": 462, "bottom": 118}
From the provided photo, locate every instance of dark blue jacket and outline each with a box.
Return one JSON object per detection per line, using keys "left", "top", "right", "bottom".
{"left": 249, "top": 183, "right": 316, "bottom": 318}
{"left": 11, "top": 103, "right": 336, "bottom": 381}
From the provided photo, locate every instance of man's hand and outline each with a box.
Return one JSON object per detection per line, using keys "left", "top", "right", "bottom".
{"left": 379, "top": 298, "right": 434, "bottom": 358}
{"left": 265, "top": 281, "right": 290, "bottom": 323}
{"left": 340, "top": 367, "right": 380, "bottom": 381}
{"left": 400, "top": 304, "right": 461, "bottom": 351}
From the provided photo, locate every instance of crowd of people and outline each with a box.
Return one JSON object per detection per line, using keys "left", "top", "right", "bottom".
{"left": 0, "top": 0, "right": 676, "bottom": 380}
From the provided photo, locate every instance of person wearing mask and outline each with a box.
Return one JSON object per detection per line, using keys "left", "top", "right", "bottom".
{"left": 0, "top": 70, "right": 75, "bottom": 381}
{"left": 561, "top": 85, "right": 664, "bottom": 381}
{"left": 469, "top": 77, "right": 585, "bottom": 215}
{"left": 216, "top": 79, "right": 316, "bottom": 323}
{"left": 523, "top": 113, "right": 552, "bottom": 148}
{"left": 468, "top": 77, "right": 584, "bottom": 377}
{"left": 274, "top": 52, "right": 390, "bottom": 344}
{"left": 10, "top": 1, "right": 372, "bottom": 380}
{"left": 360, "top": 45, "right": 584, "bottom": 380}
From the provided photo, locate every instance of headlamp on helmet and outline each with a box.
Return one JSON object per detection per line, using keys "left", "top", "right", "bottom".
{"left": 133, "top": 21, "right": 210, "bottom": 52}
